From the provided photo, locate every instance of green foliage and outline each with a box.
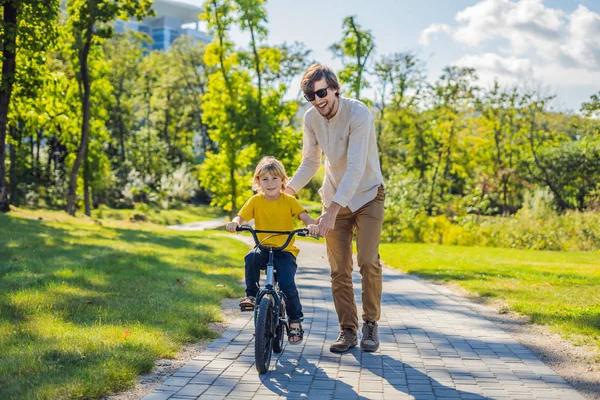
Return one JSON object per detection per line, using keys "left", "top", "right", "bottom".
{"left": 198, "top": 0, "right": 305, "bottom": 217}
{"left": 581, "top": 91, "right": 600, "bottom": 121}
{"left": 383, "top": 188, "right": 600, "bottom": 251}
{"left": 329, "top": 15, "right": 375, "bottom": 101}
{"left": 3, "top": 7, "right": 600, "bottom": 252}
{"left": 63, "top": 0, "right": 154, "bottom": 215}
{"left": 522, "top": 140, "right": 600, "bottom": 211}
{"left": 199, "top": 146, "right": 256, "bottom": 212}
{"left": 1, "top": 0, "right": 61, "bottom": 211}
{"left": 296, "top": 165, "right": 324, "bottom": 203}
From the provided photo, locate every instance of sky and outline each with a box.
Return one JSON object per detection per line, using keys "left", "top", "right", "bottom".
{"left": 181, "top": 0, "right": 600, "bottom": 112}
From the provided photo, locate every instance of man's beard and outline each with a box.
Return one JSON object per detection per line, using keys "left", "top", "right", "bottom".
{"left": 318, "top": 97, "right": 337, "bottom": 119}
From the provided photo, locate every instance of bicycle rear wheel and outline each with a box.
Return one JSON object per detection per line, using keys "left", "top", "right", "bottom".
{"left": 255, "top": 296, "right": 274, "bottom": 373}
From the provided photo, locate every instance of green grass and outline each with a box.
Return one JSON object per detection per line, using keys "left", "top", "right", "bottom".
{"left": 92, "top": 204, "right": 225, "bottom": 225}
{"left": 380, "top": 243, "right": 600, "bottom": 349}
{"left": 0, "top": 208, "right": 247, "bottom": 400}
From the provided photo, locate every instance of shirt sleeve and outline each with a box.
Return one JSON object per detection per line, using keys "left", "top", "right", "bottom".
{"left": 238, "top": 196, "right": 256, "bottom": 222}
{"left": 289, "top": 196, "right": 308, "bottom": 219}
{"left": 287, "top": 116, "right": 322, "bottom": 193}
{"left": 332, "top": 108, "right": 373, "bottom": 207}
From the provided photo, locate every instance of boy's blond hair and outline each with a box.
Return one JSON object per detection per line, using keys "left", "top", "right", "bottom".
{"left": 252, "top": 156, "right": 288, "bottom": 193}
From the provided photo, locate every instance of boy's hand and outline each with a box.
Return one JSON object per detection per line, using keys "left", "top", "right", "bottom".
{"left": 306, "top": 224, "right": 319, "bottom": 237}
{"left": 226, "top": 221, "right": 239, "bottom": 233}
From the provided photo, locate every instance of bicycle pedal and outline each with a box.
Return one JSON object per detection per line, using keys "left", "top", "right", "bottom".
{"left": 240, "top": 305, "right": 255, "bottom": 312}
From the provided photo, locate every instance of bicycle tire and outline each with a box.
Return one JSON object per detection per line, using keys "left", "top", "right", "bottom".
{"left": 273, "top": 324, "right": 284, "bottom": 354}
{"left": 273, "top": 298, "right": 286, "bottom": 354}
{"left": 255, "top": 297, "right": 274, "bottom": 373}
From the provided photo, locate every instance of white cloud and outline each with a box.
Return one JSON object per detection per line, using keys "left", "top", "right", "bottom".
{"left": 560, "top": 5, "right": 600, "bottom": 69}
{"left": 419, "top": 23, "right": 451, "bottom": 46}
{"left": 420, "top": 0, "right": 600, "bottom": 93}
{"left": 455, "top": 53, "right": 533, "bottom": 83}
{"left": 451, "top": 0, "right": 564, "bottom": 51}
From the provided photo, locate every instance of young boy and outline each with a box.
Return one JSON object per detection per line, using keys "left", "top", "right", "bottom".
{"left": 226, "top": 156, "right": 319, "bottom": 345}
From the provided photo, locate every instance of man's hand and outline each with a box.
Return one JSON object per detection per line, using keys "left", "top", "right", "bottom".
{"left": 283, "top": 186, "right": 296, "bottom": 196}
{"left": 317, "top": 202, "right": 341, "bottom": 237}
{"left": 225, "top": 221, "right": 239, "bottom": 233}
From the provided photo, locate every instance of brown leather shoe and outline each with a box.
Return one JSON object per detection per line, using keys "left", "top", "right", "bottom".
{"left": 329, "top": 328, "right": 358, "bottom": 353}
{"left": 360, "top": 321, "right": 379, "bottom": 352}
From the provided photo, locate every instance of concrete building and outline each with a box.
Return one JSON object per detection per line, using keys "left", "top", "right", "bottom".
{"left": 115, "top": 0, "right": 211, "bottom": 51}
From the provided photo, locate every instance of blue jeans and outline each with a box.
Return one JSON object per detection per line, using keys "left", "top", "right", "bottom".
{"left": 244, "top": 248, "right": 303, "bottom": 322}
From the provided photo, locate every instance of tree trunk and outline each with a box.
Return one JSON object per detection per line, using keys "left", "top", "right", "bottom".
{"left": 67, "top": 36, "right": 93, "bottom": 215}
{"left": 249, "top": 25, "right": 262, "bottom": 141}
{"left": 439, "top": 123, "right": 455, "bottom": 203}
{"left": 164, "top": 90, "right": 171, "bottom": 159}
{"left": 116, "top": 79, "right": 126, "bottom": 163}
{"left": 9, "top": 128, "right": 17, "bottom": 203}
{"left": 229, "top": 162, "right": 237, "bottom": 219}
{"left": 526, "top": 112, "right": 569, "bottom": 211}
{"left": 0, "top": 2, "right": 18, "bottom": 212}
{"left": 36, "top": 129, "right": 42, "bottom": 177}
{"left": 83, "top": 151, "right": 90, "bottom": 216}
{"left": 427, "top": 147, "right": 443, "bottom": 216}
{"left": 145, "top": 74, "right": 151, "bottom": 177}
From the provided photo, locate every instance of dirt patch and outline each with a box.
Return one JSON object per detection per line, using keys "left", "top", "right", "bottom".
{"left": 105, "top": 298, "right": 240, "bottom": 400}
{"left": 423, "top": 279, "right": 600, "bottom": 400}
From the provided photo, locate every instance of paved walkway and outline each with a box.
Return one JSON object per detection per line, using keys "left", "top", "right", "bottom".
{"left": 144, "top": 239, "right": 584, "bottom": 400}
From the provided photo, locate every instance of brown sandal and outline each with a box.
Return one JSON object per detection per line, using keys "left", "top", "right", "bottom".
{"left": 288, "top": 322, "right": 304, "bottom": 345}
{"left": 239, "top": 296, "right": 255, "bottom": 310}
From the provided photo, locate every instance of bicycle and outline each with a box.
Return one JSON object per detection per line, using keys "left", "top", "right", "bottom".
{"left": 236, "top": 225, "right": 317, "bottom": 374}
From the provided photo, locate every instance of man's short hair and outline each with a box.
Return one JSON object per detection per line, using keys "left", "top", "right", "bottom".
{"left": 301, "top": 64, "right": 341, "bottom": 97}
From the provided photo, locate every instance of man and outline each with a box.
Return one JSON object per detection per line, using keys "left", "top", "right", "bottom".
{"left": 285, "top": 64, "right": 385, "bottom": 353}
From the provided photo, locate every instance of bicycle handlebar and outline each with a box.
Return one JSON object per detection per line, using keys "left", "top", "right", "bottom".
{"left": 235, "top": 225, "right": 318, "bottom": 251}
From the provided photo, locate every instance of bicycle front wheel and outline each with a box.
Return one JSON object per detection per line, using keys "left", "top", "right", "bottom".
{"left": 273, "top": 298, "right": 286, "bottom": 354}
{"left": 255, "top": 296, "right": 274, "bottom": 374}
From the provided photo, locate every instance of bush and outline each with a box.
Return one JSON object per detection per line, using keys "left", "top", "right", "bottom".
{"left": 383, "top": 189, "right": 600, "bottom": 251}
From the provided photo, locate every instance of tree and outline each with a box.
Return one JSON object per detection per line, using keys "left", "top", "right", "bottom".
{"left": 579, "top": 92, "right": 600, "bottom": 138}
{"left": 425, "top": 66, "right": 478, "bottom": 215}
{"left": 0, "top": 0, "right": 59, "bottom": 212}
{"left": 104, "top": 31, "right": 148, "bottom": 167}
{"left": 524, "top": 141, "right": 600, "bottom": 210}
{"left": 474, "top": 82, "right": 526, "bottom": 215}
{"left": 329, "top": 15, "right": 375, "bottom": 101}
{"left": 200, "top": 0, "right": 255, "bottom": 218}
{"left": 235, "top": 0, "right": 267, "bottom": 134}
{"left": 169, "top": 36, "right": 214, "bottom": 155}
{"left": 373, "top": 52, "right": 425, "bottom": 176}
{"left": 519, "top": 91, "right": 578, "bottom": 211}
{"left": 65, "top": 0, "right": 153, "bottom": 216}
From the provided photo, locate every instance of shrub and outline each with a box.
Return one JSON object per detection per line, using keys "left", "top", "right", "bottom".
{"left": 383, "top": 189, "right": 600, "bottom": 251}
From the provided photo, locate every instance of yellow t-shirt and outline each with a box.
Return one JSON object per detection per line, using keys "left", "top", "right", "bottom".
{"left": 238, "top": 193, "right": 307, "bottom": 258}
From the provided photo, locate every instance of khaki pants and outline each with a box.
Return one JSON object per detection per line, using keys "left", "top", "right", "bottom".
{"left": 325, "top": 185, "right": 385, "bottom": 332}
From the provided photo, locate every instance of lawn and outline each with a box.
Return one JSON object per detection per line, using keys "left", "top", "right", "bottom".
{"left": 92, "top": 204, "right": 225, "bottom": 225}
{"left": 0, "top": 209, "right": 247, "bottom": 400}
{"left": 380, "top": 243, "right": 600, "bottom": 350}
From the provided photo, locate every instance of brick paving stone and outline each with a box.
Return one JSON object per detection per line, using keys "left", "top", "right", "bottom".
{"left": 141, "top": 393, "right": 174, "bottom": 400}
{"left": 144, "top": 239, "right": 584, "bottom": 400}
{"left": 175, "top": 384, "right": 209, "bottom": 397}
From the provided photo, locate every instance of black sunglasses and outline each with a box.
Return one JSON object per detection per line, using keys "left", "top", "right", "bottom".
{"left": 304, "top": 87, "right": 329, "bottom": 102}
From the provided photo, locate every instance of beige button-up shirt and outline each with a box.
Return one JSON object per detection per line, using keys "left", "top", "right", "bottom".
{"left": 288, "top": 97, "right": 384, "bottom": 212}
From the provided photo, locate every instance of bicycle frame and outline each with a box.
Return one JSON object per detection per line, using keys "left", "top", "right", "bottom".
{"left": 236, "top": 225, "right": 309, "bottom": 321}
{"left": 235, "top": 225, "right": 315, "bottom": 373}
